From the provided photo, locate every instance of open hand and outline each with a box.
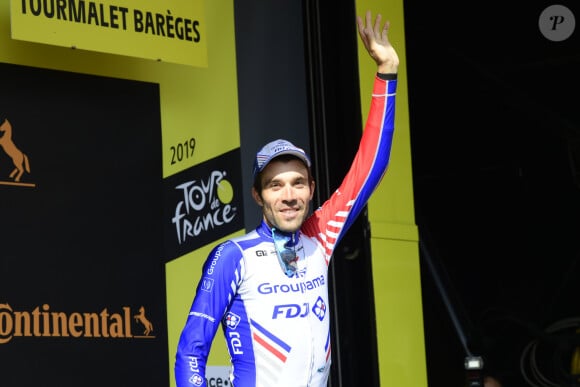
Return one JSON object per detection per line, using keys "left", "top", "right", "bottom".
{"left": 357, "top": 10, "right": 399, "bottom": 73}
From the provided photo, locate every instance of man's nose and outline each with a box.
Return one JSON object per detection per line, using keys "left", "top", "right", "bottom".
{"left": 280, "top": 185, "right": 295, "bottom": 201}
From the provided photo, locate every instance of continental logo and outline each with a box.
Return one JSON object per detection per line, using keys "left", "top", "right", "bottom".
{"left": 0, "top": 118, "right": 35, "bottom": 188}
{"left": 0, "top": 303, "right": 156, "bottom": 344}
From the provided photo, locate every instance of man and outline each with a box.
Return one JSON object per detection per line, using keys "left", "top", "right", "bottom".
{"left": 175, "top": 9, "right": 400, "bottom": 387}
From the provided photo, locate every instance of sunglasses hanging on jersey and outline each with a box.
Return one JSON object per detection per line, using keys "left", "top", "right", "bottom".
{"left": 272, "top": 228, "right": 299, "bottom": 277}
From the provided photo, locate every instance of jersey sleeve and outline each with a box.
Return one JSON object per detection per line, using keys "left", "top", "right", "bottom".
{"left": 174, "top": 240, "right": 244, "bottom": 387}
{"left": 302, "top": 75, "right": 397, "bottom": 260}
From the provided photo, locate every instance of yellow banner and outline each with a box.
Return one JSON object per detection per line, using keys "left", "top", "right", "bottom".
{"left": 10, "top": 0, "right": 207, "bottom": 67}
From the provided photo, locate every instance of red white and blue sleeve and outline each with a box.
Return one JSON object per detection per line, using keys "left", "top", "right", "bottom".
{"left": 301, "top": 73, "right": 397, "bottom": 260}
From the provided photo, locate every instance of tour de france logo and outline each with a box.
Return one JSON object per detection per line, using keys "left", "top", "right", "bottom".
{"left": 171, "top": 170, "right": 238, "bottom": 245}
{"left": 0, "top": 118, "right": 34, "bottom": 187}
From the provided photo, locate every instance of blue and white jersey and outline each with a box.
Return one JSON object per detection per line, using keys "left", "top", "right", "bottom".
{"left": 175, "top": 74, "right": 397, "bottom": 387}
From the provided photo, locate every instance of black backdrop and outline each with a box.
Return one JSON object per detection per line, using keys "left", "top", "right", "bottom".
{"left": 404, "top": 1, "right": 580, "bottom": 386}
{"left": 0, "top": 63, "right": 166, "bottom": 387}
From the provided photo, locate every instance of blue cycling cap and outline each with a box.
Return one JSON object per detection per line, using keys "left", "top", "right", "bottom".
{"left": 253, "top": 139, "right": 311, "bottom": 179}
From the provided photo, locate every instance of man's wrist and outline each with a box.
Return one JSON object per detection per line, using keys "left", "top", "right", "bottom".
{"left": 377, "top": 73, "right": 397, "bottom": 80}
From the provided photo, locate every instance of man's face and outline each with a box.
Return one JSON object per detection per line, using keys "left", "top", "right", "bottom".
{"left": 252, "top": 158, "right": 315, "bottom": 232}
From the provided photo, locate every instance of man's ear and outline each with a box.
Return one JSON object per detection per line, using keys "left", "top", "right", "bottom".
{"left": 251, "top": 187, "right": 263, "bottom": 206}
{"left": 309, "top": 180, "right": 316, "bottom": 200}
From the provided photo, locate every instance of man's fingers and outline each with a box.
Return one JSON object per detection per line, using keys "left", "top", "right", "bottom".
{"left": 373, "top": 13, "right": 383, "bottom": 36}
{"left": 383, "top": 20, "right": 391, "bottom": 34}
{"left": 359, "top": 10, "right": 392, "bottom": 49}
{"left": 365, "top": 9, "right": 373, "bottom": 29}
{"left": 381, "top": 20, "right": 391, "bottom": 42}
{"left": 356, "top": 16, "right": 369, "bottom": 49}
{"left": 356, "top": 16, "right": 365, "bottom": 38}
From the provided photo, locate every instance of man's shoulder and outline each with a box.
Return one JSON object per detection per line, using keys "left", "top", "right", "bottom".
{"left": 229, "top": 228, "right": 260, "bottom": 244}
{"left": 218, "top": 229, "right": 267, "bottom": 252}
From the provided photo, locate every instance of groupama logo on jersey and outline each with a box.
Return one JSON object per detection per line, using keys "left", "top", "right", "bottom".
{"left": 257, "top": 275, "right": 325, "bottom": 295}
{"left": 164, "top": 148, "right": 244, "bottom": 261}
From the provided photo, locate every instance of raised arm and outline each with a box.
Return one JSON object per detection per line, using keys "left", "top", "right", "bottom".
{"left": 301, "top": 11, "right": 400, "bottom": 255}
{"left": 357, "top": 10, "right": 400, "bottom": 74}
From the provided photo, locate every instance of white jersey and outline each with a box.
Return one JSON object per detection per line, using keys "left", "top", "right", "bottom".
{"left": 175, "top": 74, "right": 397, "bottom": 387}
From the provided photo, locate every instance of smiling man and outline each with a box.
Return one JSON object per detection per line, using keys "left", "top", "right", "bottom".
{"left": 175, "top": 10, "right": 400, "bottom": 387}
{"left": 253, "top": 147, "right": 314, "bottom": 231}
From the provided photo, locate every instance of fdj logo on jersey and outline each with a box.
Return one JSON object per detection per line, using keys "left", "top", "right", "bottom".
{"left": 172, "top": 170, "right": 237, "bottom": 244}
{"left": 187, "top": 357, "right": 204, "bottom": 386}
{"left": 224, "top": 312, "right": 241, "bottom": 329}
{"left": 228, "top": 331, "right": 244, "bottom": 354}
{"left": 272, "top": 303, "right": 309, "bottom": 319}
{"left": 312, "top": 297, "right": 326, "bottom": 321}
